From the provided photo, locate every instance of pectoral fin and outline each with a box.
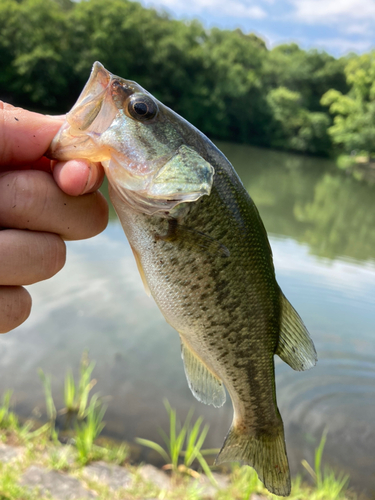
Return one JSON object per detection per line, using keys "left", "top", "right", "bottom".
{"left": 276, "top": 293, "right": 317, "bottom": 371}
{"left": 180, "top": 337, "right": 226, "bottom": 408}
{"left": 130, "top": 244, "right": 151, "bottom": 297}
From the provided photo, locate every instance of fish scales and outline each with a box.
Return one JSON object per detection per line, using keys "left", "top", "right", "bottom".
{"left": 47, "top": 62, "right": 317, "bottom": 497}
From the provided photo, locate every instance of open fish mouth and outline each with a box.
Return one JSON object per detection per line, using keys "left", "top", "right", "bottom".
{"left": 47, "top": 62, "right": 118, "bottom": 162}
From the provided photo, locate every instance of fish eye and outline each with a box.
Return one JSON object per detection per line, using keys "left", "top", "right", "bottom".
{"left": 127, "top": 94, "right": 158, "bottom": 121}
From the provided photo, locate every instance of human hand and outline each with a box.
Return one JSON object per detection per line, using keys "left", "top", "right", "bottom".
{"left": 0, "top": 102, "right": 109, "bottom": 333}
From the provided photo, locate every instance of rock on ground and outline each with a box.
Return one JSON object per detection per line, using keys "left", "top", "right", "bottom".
{"left": 0, "top": 443, "right": 25, "bottom": 463}
{"left": 191, "top": 472, "right": 230, "bottom": 499}
{"left": 138, "top": 464, "right": 172, "bottom": 490}
{"left": 83, "top": 461, "right": 133, "bottom": 490}
{"left": 20, "top": 465, "right": 96, "bottom": 500}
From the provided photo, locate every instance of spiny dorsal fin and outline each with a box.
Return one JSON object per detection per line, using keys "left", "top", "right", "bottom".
{"left": 276, "top": 293, "right": 317, "bottom": 371}
{"left": 180, "top": 337, "right": 226, "bottom": 408}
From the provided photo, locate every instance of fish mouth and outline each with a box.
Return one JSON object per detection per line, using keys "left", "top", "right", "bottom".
{"left": 47, "top": 62, "right": 117, "bottom": 162}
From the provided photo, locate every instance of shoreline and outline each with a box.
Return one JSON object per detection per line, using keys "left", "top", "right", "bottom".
{"left": 0, "top": 423, "right": 360, "bottom": 500}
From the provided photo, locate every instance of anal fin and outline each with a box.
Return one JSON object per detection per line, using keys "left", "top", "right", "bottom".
{"left": 276, "top": 293, "right": 317, "bottom": 371}
{"left": 180, "top": 337, "right": 226, "bottom": 408}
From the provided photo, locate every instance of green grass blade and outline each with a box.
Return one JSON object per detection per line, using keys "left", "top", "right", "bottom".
{"left": 135, "top": 437, "right": 171, "bottom": 464}
{"left": 315, "top": 429, "right": 328, "bottom": 488}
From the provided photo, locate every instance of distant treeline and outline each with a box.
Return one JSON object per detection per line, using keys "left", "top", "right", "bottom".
{"left": 1, "top": 0, "right": 374, "bottom": 157}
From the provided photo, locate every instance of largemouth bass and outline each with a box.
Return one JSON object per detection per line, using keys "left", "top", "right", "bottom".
{"left": 48, "top": 62, "right": 317, "bottom": 496}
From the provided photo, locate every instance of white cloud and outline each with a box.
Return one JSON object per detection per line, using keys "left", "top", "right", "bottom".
{"left": 290, "top": 0, "right": 375, "bottom": 24}
{"left": 314, "top": 37, "right": 373, "bottom": 54}
{"left": 342, "top": 23, "right": 372, "bottom": 36}
{"left": 146, "top": 0, "right": 267, "bottom": 19}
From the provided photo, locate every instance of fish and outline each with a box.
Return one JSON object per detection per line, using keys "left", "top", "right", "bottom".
{"left": 47, "top": 62, "right": 317, "bottom": 496}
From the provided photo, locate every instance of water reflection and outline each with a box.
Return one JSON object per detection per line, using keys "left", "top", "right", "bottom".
{"left": 220, "top": 142, "right": 375, "bottom": 262}
{"left": 1, "top": 142, "right": 375, "bottom": 497}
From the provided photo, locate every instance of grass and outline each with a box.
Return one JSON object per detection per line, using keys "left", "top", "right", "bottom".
{"left": 35, "top": 353, "right": 129, "bottom": 467}
{"left": 0, "top": 390, "right": 19, "bottom": 432}
{"left": 37, "top": 369, "right": 58, "bottom": 442}
{"left": 62, "top": 351, "right": 97, "bottom": 419}
{"left": 301, "top": 430, "right": 350, "bottom": 500}
{"left": 75, "top": 394, "right": 107, "bottom": 464}
{"left": 136, "top": 399, "right": 218, "bottom": 483}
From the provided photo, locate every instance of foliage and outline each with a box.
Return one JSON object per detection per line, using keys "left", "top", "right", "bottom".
{"left": 62, "top": 351, "right": 97, "bottom": 418}
{"left": 37, "top": 368, "right": 58, "bottom": 442}
{"left": 136, "top": 400, "right": 218, "bottom": 483}
{"left": 0, "top": 0, "right": 359, "bottom": 156}
{"left": 0, "top": 390, "right": 18, "bottom": 431}
{"left": 302, "top": 431, "right": 350, "bottom": 500}
{"left": 35, "top": 355, "right": 115, "bottom": 466}
{"left": 322, "top": 52, "right": 375, "bottom": 155}
{"left": 75, "top": 394, "right": 107, "bottom": 464}
{"left": 266, "top": 86, "right": 331, "bottom": 154}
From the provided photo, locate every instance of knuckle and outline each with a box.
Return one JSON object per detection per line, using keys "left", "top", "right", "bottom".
{"left": 0, "top": 286, "right": 31, "bottom": 333}
{"left": 0, "top": 171, "right": 52, "bottom": 226}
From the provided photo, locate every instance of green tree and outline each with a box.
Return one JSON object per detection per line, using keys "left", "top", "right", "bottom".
{"left": 0, "top": 0, "right": 348, "bottom": 156}
{"left": 321, "top": 52, "right": 375, "bottom": 154}
{"left": 0, "top": 0, "right": 75, "bottom": 110}
{"left": 266, "top": 86, "right": 330, "bottom": 154}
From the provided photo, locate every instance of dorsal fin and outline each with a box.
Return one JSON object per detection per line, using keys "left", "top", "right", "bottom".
{"left": 276, "top": 293, "right": 317, "bottom": 371}
{"left": 180, "top": 337, "right": 226, "bottom": 408}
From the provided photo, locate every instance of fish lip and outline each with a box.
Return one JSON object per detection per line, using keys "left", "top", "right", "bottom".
{"left": 46, "top": 62, "right": 115, "bottom": 161}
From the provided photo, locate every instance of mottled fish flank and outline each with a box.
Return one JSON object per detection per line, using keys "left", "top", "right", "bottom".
{"left": 48, "top": 62, "right": 317, "bottom": 496}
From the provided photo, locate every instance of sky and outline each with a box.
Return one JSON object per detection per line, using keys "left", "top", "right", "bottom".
{"left": 140, "top": 0, "right": 375, "bottom": 57}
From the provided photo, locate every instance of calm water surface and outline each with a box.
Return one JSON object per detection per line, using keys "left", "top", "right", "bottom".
{"left": 1, "top": 143, "right": 375, "bottom": 496}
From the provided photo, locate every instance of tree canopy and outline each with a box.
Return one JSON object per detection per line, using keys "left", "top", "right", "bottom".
{"left": 0, "top": 0, "right": 368, "bottom": 157}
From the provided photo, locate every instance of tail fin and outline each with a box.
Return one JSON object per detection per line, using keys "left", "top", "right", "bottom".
{"left": 215, "top": 424, "right": 291, "bottom": 496}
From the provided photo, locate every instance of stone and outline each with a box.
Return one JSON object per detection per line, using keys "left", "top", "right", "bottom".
{"left": 138, "top": 464, "right": 171, "bottom": 491}
{"left": 83, "top": 461, "right": 133, "bottom": 490}
{"left": 191, "top": 472, "right": 230, "bottom": 499}
{"left": 20, "top": 466, "right": 96, "bottom": 500}
{"left": 0, "top": 443, "right": 25, "bottom": 463}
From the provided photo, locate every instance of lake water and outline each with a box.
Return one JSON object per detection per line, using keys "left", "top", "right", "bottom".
{"left": 1, "top": 142, "right": 375, "bottom": 497}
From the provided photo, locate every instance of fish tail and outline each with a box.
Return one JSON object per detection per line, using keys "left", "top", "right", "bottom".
{"left": 215, "top": 423, "right": 291, "bottom": 496}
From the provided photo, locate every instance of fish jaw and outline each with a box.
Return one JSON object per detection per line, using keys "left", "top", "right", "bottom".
{"left": 47, "top": 61, "right": 215, "bottom": 216}
{"left": 47, "top": 62, "right": 117, "bottom": 162}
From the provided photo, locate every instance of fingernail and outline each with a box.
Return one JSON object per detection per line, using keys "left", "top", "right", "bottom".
{"left": 82, "top": 163, "right": 98, "bottom": 193}
{"left": 46, "top": 114, "right": 66, "bottom": 120}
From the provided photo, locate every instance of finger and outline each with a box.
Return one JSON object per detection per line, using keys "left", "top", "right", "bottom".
{"left": 52, "top": 160, "right": 105, "bottom": 196}
{"left": 0, "top": 286, "right": 31, "bottom": 333}
{"left": 0, "top": 230, "right": 66, "bottom": 285}
{"left": 0, "top": 170, "right": 108, "bottom": 240}
{"left": 0, "top": 102, "right": 64, "bottom": 168}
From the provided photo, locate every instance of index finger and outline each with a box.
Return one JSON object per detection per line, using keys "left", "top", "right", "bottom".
{"left": 0, "top": 102, "right": 64, "bottom": 169}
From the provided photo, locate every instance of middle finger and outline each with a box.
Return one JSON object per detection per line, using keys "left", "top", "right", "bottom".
{"left": 0, "top": 229, "right": 66, "bottom": 285}
{"left": 0, "top": 170, "right": 108, "bottom": 240}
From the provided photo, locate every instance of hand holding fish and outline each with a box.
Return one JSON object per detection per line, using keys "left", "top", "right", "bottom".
{"left": 0, "top": 102, "right": 108, "bottom": 333}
